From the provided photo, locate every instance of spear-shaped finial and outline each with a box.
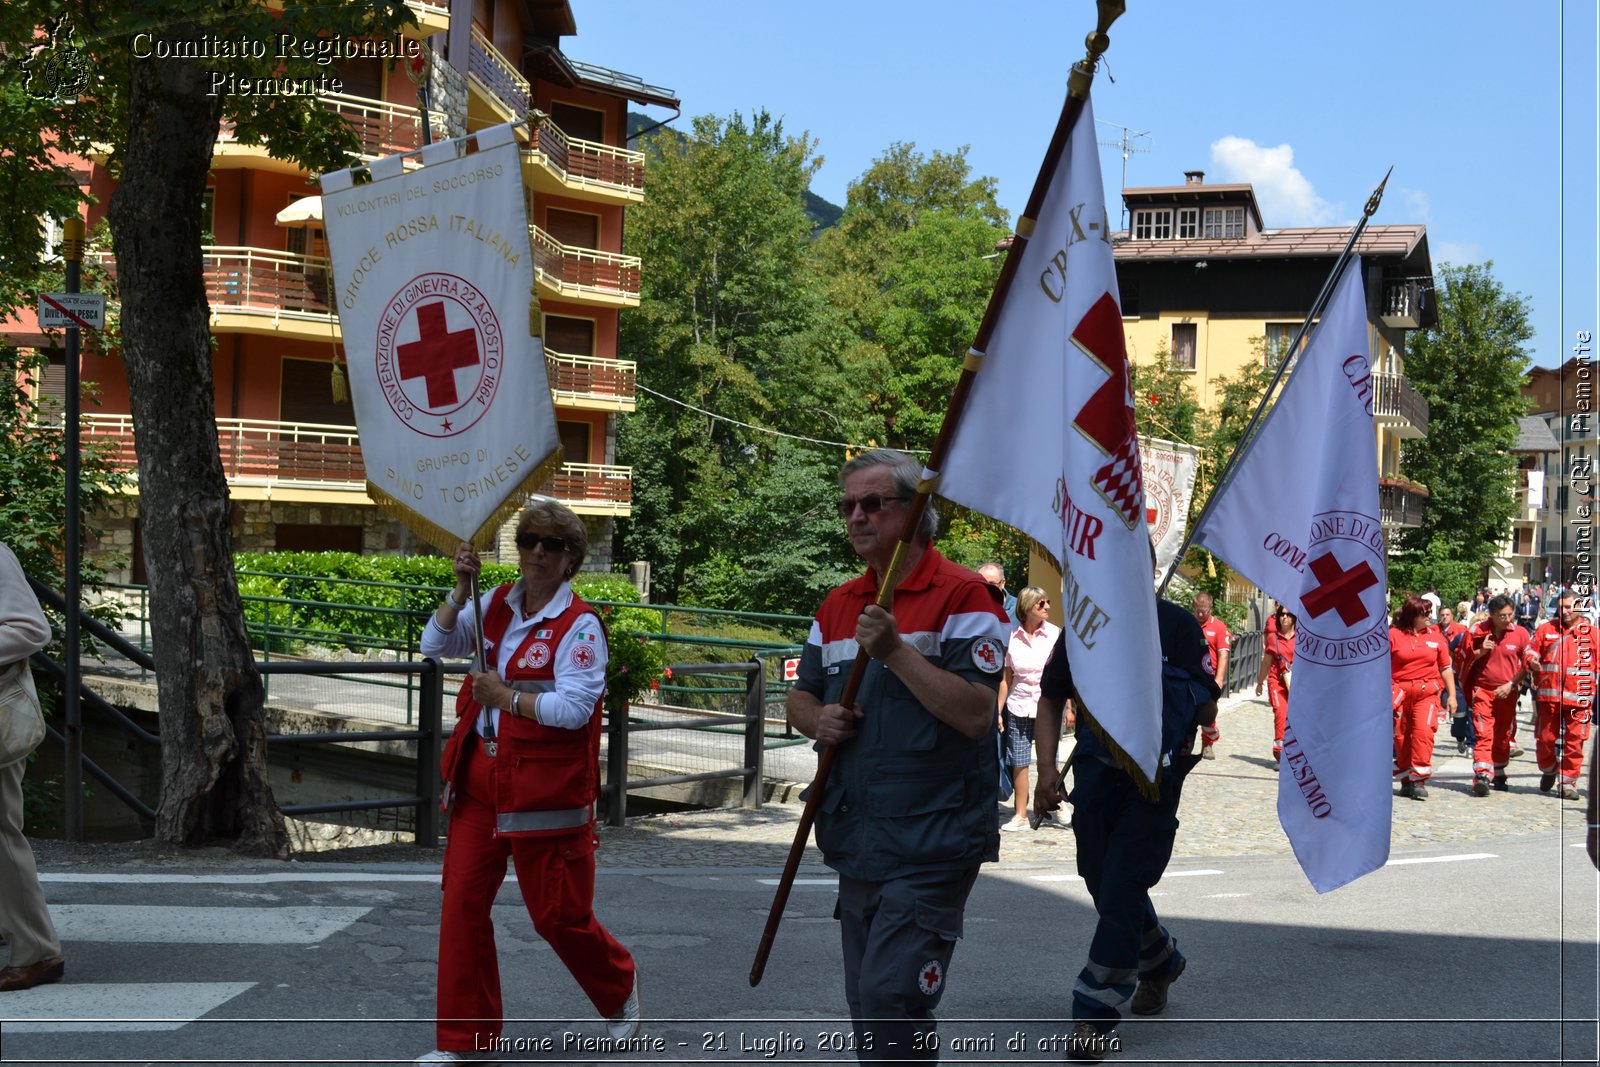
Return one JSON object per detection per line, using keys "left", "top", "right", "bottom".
{"left": 1364, "top": 165, "right": 1394, "bottom": 218}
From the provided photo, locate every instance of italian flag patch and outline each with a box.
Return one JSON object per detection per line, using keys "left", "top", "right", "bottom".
{"left": 574, "top": 630, "right": 598, "bottom": 642}
{"left": 534, "top": 629, "right": 554, "bottom": 639}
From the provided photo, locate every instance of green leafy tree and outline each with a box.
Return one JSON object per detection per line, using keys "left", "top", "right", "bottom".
{"left": 0, "top": 1, "right": 415, "bottom": 854}
{"left": 1397, "top": 262, "right": 1534, "bottom": 569}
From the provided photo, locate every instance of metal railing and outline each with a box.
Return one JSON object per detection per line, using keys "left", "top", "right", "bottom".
{"left": 1380, "top": 479, "right": 1429, "bottom": 528}
{"left": 545, "top": 347, "right": 637, "bottom": 405}
{"left": 91, "top": 246, "right": 337, "bottom": 326}
{"left": 530, "top": 225, "right": 641, "bottom": 302}
{"left": 468, "top": 24, "right": 529, "bottom": 117}
{"left": 27, "top": 576, "right": 444, "bottom": 845}
{"left": 218, "top": 92, "right": 426, "bottom": 161}
{"left": 605, "top": 660, "right": 767, "bottom": 826}
{"left": 1372, "top": 372, "right": 1429, "bottom": 437}
{"left": 525, "top": 120, "right": 645, "bottom": 196}
{"left": 1224, "top": 630, "right": 1263, "bottom": 698}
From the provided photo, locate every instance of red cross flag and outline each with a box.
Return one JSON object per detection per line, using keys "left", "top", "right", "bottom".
{"left": 319, "top": 123, "right": 561, "bottom": 549}
{"left": 1139, "top": 436, "right": 1200, "bottom": 579}
{"left": 1190, "top": 258, "right": 1392, "bottom": 892}
{"left": 939, "top": 95, "right": 1163, "bottom": 788}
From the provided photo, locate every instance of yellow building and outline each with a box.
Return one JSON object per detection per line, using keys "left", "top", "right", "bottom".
{"left": 1114, "top": 171, "right": 1435, "bottom": 533}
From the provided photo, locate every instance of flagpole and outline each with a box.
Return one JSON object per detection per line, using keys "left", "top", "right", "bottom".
{"left": 748, "top": 0, "right": 1128, "bottom": 988}
{"left": 1156, "top": 167, "right": 1393, "bottom": 596}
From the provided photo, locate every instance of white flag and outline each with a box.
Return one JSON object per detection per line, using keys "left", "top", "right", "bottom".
{"left": 320, "top": 124, "right": 562, "bottom": 549}
{"left": 940, "top": 95, "right": 1163, "bottom": 786}
{"left": 1190, "top": 258, "right": 1391, "bottom": 892}
{"left": 1140, "top": 436, "right": 1200, "bottom": 579}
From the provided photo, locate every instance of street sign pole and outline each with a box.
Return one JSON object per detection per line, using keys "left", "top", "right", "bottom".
{"left": 62, "top": 217, "right": 84, "bottom": 841}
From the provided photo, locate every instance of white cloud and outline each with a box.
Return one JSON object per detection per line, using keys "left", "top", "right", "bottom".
{"left": 1433, "top": 240, "right": 1485, "bottom": 267}
{"left": 1208, "top": 136, "right": 1337, "bottom": 226}
{"left": 1398, "top": 187, "right": 1431, "bottom": 223}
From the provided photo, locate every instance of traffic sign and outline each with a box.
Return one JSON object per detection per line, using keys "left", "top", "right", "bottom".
{"left": 38, "top": 292, "right": 105, "bottom": 330}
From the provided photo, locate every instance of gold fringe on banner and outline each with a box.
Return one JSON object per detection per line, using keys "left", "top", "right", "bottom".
{"left": 364, "top": 445, "right": 565, "bottom": 555}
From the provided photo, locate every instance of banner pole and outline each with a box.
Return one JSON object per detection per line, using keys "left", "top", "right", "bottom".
{"left": 1156, "top": 168, "right": 1392, "bottom": 596}
{"left": 749, "top": 0, "right": 1128, "bottom": 989}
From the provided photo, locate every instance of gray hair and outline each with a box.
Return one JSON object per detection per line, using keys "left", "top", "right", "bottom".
{"left": 839, "top": 448, "right": 938, "bottom": 543}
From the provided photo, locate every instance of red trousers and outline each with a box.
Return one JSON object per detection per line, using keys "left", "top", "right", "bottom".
{"left": 1534, "top": 701, "right": 1592, "bottom": 789}
{"left": 435, "top": 737, "right": 634, "bottom": 1052}
{"left": 1392, "top": 678, "right": 1443, "bottom": 782}
{"left": 1267, "top": 676, "right": 1288, "bottom": 757}
{"left": 1469, "top": 687, "right": 1520, "bottom": 779}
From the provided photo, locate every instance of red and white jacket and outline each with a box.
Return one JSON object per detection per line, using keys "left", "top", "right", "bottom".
{"left": 1525, "top": 618, "right": 1600, "bottom": 708}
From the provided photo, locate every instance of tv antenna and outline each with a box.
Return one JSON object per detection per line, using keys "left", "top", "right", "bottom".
{"left": 1097, "top": 120, "right": 1150, "bottom": 229}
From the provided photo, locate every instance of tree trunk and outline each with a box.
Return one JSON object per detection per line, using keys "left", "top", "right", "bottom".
{"left": 106, "top": 20, "right": 287, "bottom": 857}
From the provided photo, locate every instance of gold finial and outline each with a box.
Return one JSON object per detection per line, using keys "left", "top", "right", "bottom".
{"left": 1070, "top": 1, "right": 1126, "bottom": 99}
{"left": 1364, "top": 166, "right": 1394, "bottom": 218}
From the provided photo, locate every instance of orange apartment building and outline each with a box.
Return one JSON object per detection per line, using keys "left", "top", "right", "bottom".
{"left": 8, "top": 1, "right": 676, "bottom": 582}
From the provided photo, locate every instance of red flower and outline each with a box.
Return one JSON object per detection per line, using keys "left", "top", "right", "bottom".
{"left": 1149, "top": 392, "right": 1161, "bottom": 405}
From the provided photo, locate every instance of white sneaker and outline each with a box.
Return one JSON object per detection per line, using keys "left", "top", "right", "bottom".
{"left": 1036, "top": 810, "right": 1066, "bottom": 829}
{"left": 414, "top": 1051, "right": 498, "bottom": 1065}
{"left": 1001, "top": 814, "right": 1030, "bottom": 832}
{"left": 606, "top": 973, "right": 642, "bottom": 1040}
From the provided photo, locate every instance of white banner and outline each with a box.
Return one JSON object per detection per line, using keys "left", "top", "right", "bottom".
{"left": 320, "top": 125, "right": 561, "bottom": 549}
{"left": 940, "top": 95, "right": 1163, "bottom": 786}
{"left": 1190, "top": 258, "right": 1392, "bottom": 892}
{"left": 1140, "top": 436, "right": 1200, "bottom": 579}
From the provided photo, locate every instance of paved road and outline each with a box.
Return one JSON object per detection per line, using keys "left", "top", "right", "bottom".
{"left": 2, "top": 694, "right": 1595, "bottom": 1066}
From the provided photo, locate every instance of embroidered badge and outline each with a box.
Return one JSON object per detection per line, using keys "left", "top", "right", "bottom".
{"left": 527, "top": 642, "right": 552, "bottom": 669}
{"left": 572, "top": 644, "right": 596, "bottom": 669}
{"left": 534, "top": 628, "right": 554, "bottom": 639}
{"left": 574, "top": 629, "right": 598, "bottom": 642}
{"left": 971, "top": 636, "right": 1004, "bottom": 674}
{"left": 917, "top": 959, "right": 944, "bottom": 995}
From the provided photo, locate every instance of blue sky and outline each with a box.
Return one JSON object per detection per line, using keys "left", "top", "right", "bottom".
{"left": 569, "top": 0, "right": 1596, "bottom": 370}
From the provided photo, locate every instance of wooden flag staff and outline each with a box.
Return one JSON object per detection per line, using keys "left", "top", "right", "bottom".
{"left": 748, "top": 0, "right": 1128, "bottom": 988}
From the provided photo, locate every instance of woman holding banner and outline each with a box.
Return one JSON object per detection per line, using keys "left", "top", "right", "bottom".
{"left": 416, "top": 500, "right": 639, "bottom": 1063}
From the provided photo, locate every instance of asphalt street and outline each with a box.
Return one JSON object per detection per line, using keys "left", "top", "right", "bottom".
{"left": 1, "top": 695, "right": 1596, "bottom": 1067}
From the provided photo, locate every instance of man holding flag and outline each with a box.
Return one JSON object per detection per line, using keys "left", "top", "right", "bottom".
{"left": 1188, "top": 256, "right": 1394, "bottom": 892}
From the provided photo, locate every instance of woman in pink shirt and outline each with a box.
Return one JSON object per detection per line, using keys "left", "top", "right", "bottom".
{"left": 997, "top": 586, "right": 1063, "bottom": 831}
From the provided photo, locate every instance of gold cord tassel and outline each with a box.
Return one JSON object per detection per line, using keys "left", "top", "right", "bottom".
{"left": 331, "top": 355, "right": 349, "bottom": 404}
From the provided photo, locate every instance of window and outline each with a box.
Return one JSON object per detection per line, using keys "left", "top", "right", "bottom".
{"left": 1203, "top": 206, "right": 1245, "bottom": 239}
{"left": 545, "top": 207, "right": 599, "bottom": 249}
{"left": 1264, "top": 322, "right": 1304, "bottom": 367}
{"left": 1132, "top": 208, "right": 1173, "bottom": 240}
{"left": 543, "top": 315, "right": 596, "bottom": 356}
{"left": 551, "top": 102, "right": 606, "bottom": 143}
{"left": 1176, "top": 207, "right": 1199, "bottom": 239}
{"left": 1170, "top": 323, "right": 1197, "bottom": 371}
{"left": 280, "top": 358, "right": 350, "bottom": 427}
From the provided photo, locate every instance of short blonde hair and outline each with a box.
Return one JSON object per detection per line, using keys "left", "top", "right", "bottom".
{"left": 516, "top": 499, "right": 587, "bottom": 578}
{"left": 1016, "top": 585, "right": 1049, "bottom": 622}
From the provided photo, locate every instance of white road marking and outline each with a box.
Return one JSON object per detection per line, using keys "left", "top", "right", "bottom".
{"left": 0, "top": 983, "right": 255, "bottom": 1032}
{"left": 1384, "top": 853, "right": 1497, "bottom": 866}
{"left": 1161, "top": 868, "right": 1225, "bottom": 877}
{"left": 42, "top": 872, "right": 439, "bottom": 885}
{"left": 755, "top": 878, "right": 837, "bottom": 886}
{"left": 52, "top": 905, "right": 372, "bottom": 944}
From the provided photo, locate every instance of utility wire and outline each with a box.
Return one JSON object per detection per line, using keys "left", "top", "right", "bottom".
{"left": 634, "top": 383, "right": 928, "bottom": 456}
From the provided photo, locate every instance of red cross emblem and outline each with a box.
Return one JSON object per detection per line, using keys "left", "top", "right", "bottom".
{"left": 1070, "top": 293, "right": 1144, "bottom": 529}
{"left": 571, "top": 644, "right": 596, "bottom": 670}
{"left": 917, "top": 959, "right": 943, "bottom": 995}
{"left": 397, "top": 302, "right": 478, "bottom": 408}
{"left": 1303, "top": 551, "right": 1379, "bottom": 626}
{"left": 374, "top": 273, "right": 503, "bottom": 439}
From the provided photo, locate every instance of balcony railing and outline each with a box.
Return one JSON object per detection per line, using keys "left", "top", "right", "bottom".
{"left": 92, "top": 247, "right": 336, "bottom": 328}
{"left": 525, "top": 120, "right": 645, "bottom": 197}
{"left": 1371, "top": 372, "right": 1429, "bottom": 439}
{"left": 468, "top": 25, "right": 529, "bottom": 118}
{"left": 80, "top": 414, "right": 631, "bottom": 507}
{"left": 530, "top": 227, "right": 641, "bottom": 303}
{"left": 218, "top": 93, "right": 427, "bottom": 162}
{"left": 1379, "top": 478, "right": 1429, "bottom": 528}
{"left": 545, "top": 348, "right": 636, "bottom": 405}
{"left": 1381, "top": 279, "right": 1432, "bottom": 329}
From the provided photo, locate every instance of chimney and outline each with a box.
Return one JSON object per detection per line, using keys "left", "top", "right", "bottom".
{"left": 1183, "top": 170, "right": 1205, "bottom": 185}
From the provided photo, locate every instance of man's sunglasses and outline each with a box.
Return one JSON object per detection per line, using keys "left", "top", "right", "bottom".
{"left": 515, "top": 532, "right": 570, "bottom": 553}
{"left": 835, "top": 494, "right": 907, "bottom": 519}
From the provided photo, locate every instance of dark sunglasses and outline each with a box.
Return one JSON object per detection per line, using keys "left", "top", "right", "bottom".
{"left": 836, "top": 494, "right": 907, "bottom": 519}
{"left": 515, "top": 532, "right": 569, "bottom": 553}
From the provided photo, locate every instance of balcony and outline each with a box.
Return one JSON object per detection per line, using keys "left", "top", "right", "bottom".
{"left": 467, "top": 25, "right": 529, "bottom": 124}
{"left": 1371, "top": 372, "right": 1429, "bottom": 439}
{"left": 215, "top": 93, "right": 433, "bottom": 172}
{"left": 402, "top": 0, "right": 450, "bottom": 37}
{"left": 92, "top": 247, "right": 338, "bottom": 343}
{"left": 545, "top": 348, "right": 637, "bottom": 411}
{"left": 530, "top": 227, "right": 641, "bottom": 307}
{"left": 81, "top": 414, "right": 632, "bottom": 514}
{"left": 1381, "top": 278, "right": 1434, "bottom": 330}
{"left": 522, "top": 120, "right": 645, "bottom": 204}
{"left": 1379, "top": 478, "right": 1429, "bottom": 528}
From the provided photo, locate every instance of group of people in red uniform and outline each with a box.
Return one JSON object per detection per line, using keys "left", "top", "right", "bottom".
{"left": 1388, "top": 589, "right": 1596, "bottom": 801}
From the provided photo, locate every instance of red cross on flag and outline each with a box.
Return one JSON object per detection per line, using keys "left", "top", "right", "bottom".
{"left": 319, "top": 123, "right": 562, "bottom": 549}
{"left": 1190, "top": 258, "right": 1392, "bottom": 893}
{"left": 939, "top": 95, "right": 1163, "bottom": 789}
